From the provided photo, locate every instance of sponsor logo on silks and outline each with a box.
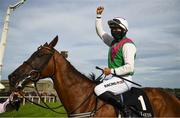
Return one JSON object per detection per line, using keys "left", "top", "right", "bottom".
{"left": 104, "top": 81, "right": 124, "bottom": 88}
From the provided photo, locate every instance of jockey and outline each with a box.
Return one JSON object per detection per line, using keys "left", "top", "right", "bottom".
{"left": 0, "top": 92, "right": 20, "bottom": 113}
{"left": 94, "top": 6, "right": 136, "bottom": 113}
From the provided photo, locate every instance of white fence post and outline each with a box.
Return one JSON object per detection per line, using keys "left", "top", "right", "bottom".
{"left": 0, "top": 96, "right": 56, "bottom": 105}
{"left": 38, "top": 97, "right": 40, "bottom": 104}
{"left": 23, "top": 97, "right": 25, "bottom": 105}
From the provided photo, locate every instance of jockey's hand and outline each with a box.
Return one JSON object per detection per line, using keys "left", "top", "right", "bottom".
{"left": 103, "top": 67, "right": 111, "bottom": 76}
{"left": 12, "top": 92, "right": 20, "bottom": 97}
{"left": 96, "top": 6, "right": 104, "bottom": 15}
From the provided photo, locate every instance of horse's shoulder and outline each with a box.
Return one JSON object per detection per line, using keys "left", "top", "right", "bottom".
{"left": 143, "top": 87, "right": 180, "bottom": 105}
{"left": 143, "top": 87, "right": 175, "bottom": 97}
{"left": 143, "top": 87, "right": 180, "bottom": 116}
{"left": 143, "top": 87, "right": 163, "bottom": 95}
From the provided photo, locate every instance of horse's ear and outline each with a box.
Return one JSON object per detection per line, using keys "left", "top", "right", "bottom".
{"left": 49, "top": 35, "right": 58, "bottom": 48}
{"left": 43, "top": 42, "right": 48, "bottom": 46}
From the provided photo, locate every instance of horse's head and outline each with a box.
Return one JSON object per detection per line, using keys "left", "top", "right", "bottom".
{"left": 8, "top": 36, "right": 59, "bottom": 91}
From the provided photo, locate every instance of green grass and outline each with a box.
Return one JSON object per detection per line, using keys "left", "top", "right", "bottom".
{"left": 0, "top": 102, "right": 67, "bottom": 117}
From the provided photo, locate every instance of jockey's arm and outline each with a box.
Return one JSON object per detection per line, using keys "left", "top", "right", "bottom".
{"left": 111, "top": 43, "right": 136, "bottom": 76}
{"left": 95, "top": 14, "right": 114, "bottom": 47}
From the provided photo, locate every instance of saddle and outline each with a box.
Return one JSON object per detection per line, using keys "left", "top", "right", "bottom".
{"left": 117, "top": 87, "right": 154, "bottom": 117}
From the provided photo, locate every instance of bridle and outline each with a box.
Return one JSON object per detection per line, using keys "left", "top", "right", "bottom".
{"left": 17, "top": 45, "right": 65, "bottom": 113}
{"left": 16, "top": 45, "right": 104, "bottom": 117}
{"left": 23, "top": 46, "right": 56, "bottom": 83}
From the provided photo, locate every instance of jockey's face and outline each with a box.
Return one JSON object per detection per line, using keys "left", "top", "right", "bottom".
{"left": 111, "top": 27, "right": 125, "bottom": 40}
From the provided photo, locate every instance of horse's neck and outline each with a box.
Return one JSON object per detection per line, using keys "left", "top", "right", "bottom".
{"left": 53, "top": 54, "right": 95, "bottom": 113}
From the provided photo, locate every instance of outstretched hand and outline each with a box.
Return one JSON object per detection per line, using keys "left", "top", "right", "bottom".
{"left": 96, "top": 6, "right": 104, "bottom": 15}
{"left": 12, "top": 92, "right": 20, "bottom": 97}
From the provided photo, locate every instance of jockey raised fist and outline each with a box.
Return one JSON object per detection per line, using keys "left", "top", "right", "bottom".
{"left": 96, "top": 6, "right": 104, "bottom": 15}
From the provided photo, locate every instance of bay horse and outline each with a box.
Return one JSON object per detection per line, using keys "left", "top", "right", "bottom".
{"left": 8, "top": 36, "right": 180, "bottom": 117}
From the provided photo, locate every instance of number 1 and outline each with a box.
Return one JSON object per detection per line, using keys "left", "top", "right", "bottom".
{"left": 138, "top": 95, "right": 147, "bottom": 111}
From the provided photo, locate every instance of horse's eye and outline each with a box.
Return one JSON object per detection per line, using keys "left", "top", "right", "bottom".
{"left": 37, "top": 52, "right": 45, "bottom": 57}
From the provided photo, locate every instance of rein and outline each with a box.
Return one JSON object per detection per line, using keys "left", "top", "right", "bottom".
{"left": 19, "top": 83, "right": 66, "bottom": 114}
{"left": 18, "top": 46, "right": 104, "bottom": 117}
{"left": 19, "top": 81, "right": 102, "bottom": 116}
{"left": 19, "top": 91, "right": 64, "bottom": 110}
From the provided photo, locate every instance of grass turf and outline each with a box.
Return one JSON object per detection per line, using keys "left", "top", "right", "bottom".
{"left": 0, "top": 102, "right": 67, "bottom": 117}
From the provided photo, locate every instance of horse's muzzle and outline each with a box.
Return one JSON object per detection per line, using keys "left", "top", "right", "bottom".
{"left": 8, "top": 74, "right": 26, "bottom": 91}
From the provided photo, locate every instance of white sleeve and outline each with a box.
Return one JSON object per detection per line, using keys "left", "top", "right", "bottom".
{"left": 0, "top": 98, "right": 10, "bottom": 113}
{"left": 0, "top": 103, "right": 5, "bottom": 113}
{"left": 95, "top": 14, "right": 114, "bottom": 47}
{"left": 111, "top": 43, "right": 136, "bottom": 76}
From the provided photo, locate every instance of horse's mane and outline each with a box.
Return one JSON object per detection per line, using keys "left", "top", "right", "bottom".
{"left": 88, "top": 73, "right": 96, "bottom": 81}
{"left": 64, "top": 57, "right": 96, "bottom": 83}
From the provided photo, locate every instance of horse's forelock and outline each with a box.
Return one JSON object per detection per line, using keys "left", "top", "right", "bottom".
{"left": 43, "top": 42, "right": 48, "bottom": 46}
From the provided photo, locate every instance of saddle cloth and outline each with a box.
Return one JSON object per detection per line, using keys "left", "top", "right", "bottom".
{"left": 121, "top": 87, "right": 154, "bottom": 117}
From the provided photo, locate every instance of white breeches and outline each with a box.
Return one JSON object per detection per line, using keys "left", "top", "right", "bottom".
{"left": 94, "top": 76, "right": 133, "bottom": 96}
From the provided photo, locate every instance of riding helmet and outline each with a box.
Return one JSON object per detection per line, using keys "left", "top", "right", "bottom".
{"left": 108, "top": 17, "right": 128, "bottom": 32}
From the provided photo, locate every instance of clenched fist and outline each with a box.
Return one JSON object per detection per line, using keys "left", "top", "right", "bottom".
{"left": 96, "top": 6, "right": 104, "bottom": 15}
